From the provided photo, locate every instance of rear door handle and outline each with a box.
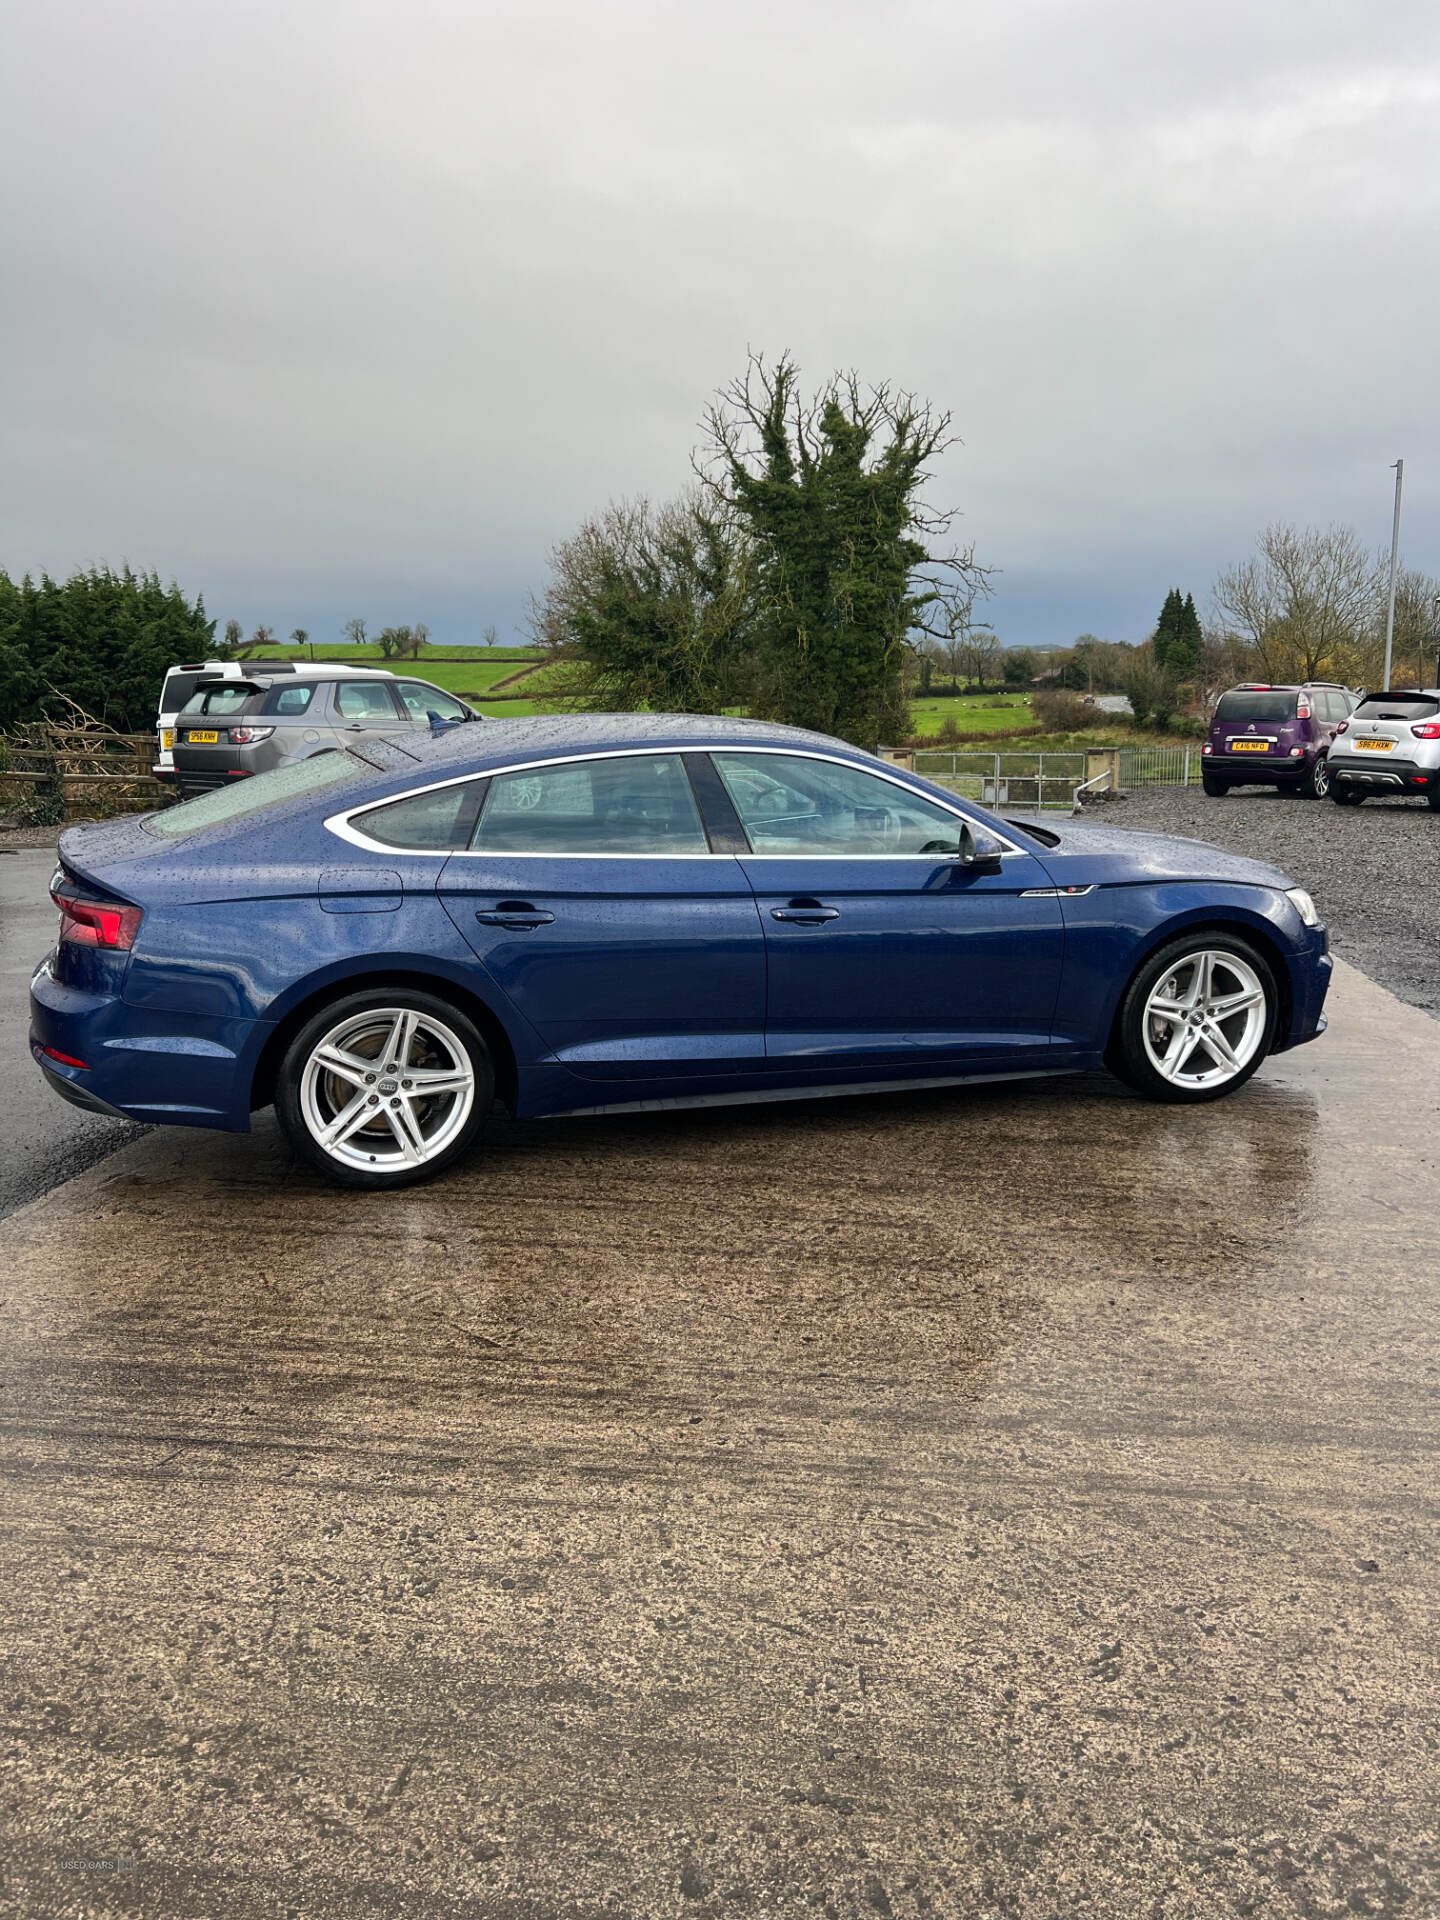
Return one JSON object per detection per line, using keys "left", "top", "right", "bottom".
{"left": 475, "top": 902, "right": 555, "bottom": 930}
{"left": 771, "top": 900, "right": 840, "bottom": 924}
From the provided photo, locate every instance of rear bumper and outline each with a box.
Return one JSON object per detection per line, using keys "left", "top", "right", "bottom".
{"left": 29, "top": 958, "right": 260, "bottom": 1131}
{"left": 1327, "top": 754, "right": 1435, "bottom": 791}
{"left": 1204, "top": 752, "right": 1308, "bottom": 781}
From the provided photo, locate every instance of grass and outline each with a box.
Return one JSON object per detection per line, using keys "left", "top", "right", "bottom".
{"left": 243, "top": 642, "right": 542, "bottom": 663}
{"left": 237, "top": 642, "right": 550, "bottom": 702}
{"left": 907, "top": 694, "right": 1034, "bottom": 737}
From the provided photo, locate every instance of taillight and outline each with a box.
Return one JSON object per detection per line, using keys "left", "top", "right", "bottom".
{"left": 1335, "top": 720, "right": 1349, "bottom": 734}
{"left": 51, "top": 890, "right": 143, "bottom": 949}
{"left": 1296, "top": 699, "right": 1311, "bottom": 719}
{"left": 1410, "top": 721, "right": 1440, "bottom": 739}
{"left": 228, "top": 726, "right": 274, "bottom": 745}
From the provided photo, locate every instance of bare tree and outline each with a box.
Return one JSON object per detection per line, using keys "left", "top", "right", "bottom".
{"left": 482, "top": 624, "right": 499, "bottom": 648}
{"left": 249, "top": 624, "right": 276, "bottom": 655}
{"left": 342, "top": 617, "right": 367, "bottom": 648}
{"left": 1388, "top": 568, "right": 1440, "bottom": 688}
{"left": 1212, "top": 524, "right": 1381, "bottom": 686}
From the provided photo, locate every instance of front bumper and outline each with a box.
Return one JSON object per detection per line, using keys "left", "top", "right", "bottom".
{"left": 1327, "top": 754, "right": 1436, "bottom": 793}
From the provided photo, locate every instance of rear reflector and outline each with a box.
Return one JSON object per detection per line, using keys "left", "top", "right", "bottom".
{"left": 41, "top": 1045, "right": 89, "bottom": 1070}
{"left": 51, "top": 890, "right": 143, "bottom": 950}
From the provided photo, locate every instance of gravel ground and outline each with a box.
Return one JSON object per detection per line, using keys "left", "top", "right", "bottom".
{"left": 1107, "top": 784, "right": 1439, "bottom": 1015}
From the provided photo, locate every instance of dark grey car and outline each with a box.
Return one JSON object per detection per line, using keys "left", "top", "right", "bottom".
{"left": 172, "top": 671, "right": 481, "bottom": 798}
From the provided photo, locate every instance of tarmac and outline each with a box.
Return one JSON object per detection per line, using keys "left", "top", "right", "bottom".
{"left": 1, "top": 956, "right": 1437, "bottom": 1919}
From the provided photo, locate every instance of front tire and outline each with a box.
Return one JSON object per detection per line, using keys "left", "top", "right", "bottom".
{"left": 1110, "top": 933, "right": 1278, "bottom": 1105}
{"left": 276, "top": 989, "right": 493, "bottom": 1188}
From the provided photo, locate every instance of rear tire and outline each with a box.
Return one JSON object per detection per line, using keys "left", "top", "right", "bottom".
{"left": 275, "top": 988, "right": 493, "bottom": 1189}
{"left": 1201, "top": 773, "right": 1229, "bottom": 797}
{"left": 1427, "top": 785, "right": 1440, "bottom": 813}
{"left": 1110, "top": 933, "right": 1278, "bottom": 1105}
{"left": 1302, "top": 755, "right": 1330, "bottom": 799}
{"left": 1330, "top": 785, "right": 1364, "bottom": 806}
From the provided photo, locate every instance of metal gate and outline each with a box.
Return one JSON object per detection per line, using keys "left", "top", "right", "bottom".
{"left": 913, "top": 751, "right": 1087, "bottom": 811}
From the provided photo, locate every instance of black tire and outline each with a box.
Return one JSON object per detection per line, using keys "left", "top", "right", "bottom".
{"left": 1428, "top": 785, "right": 1440, "bottom": 813}
{"left": 1109, "top": 932, "right": 1279, "bottom": 1105}
{"left": 1301, "top": 754, "right": 1330, "bottom": 799}
{"left": 275, "top": 987, "right": 493, "bottom": 1189}
{"left": 1330, "top": 784, "right": 1364, "bottom": 806}
{"left": 1201, "top": 773, "right": 1229, "bottom": 797}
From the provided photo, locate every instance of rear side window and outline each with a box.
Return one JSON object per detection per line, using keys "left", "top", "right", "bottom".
{"left": 144, "top": 751, "right": 366, "bottom": 838}
{"left": 352, "top": 781, "right": 487, "bottom": 850}
{"left": 1214, "top": 691, "right": 1298, "bottom": 725}
{"left": 181, "top": 684, "right": 258, "bottom": 717}
{"left": 337, "top": 681, "right": 400, "bottom": 720}
{"left": 264, "top": 684, "right": 315, "bottom": 715}
{"left": 471, "top": 754, "right": 709, "bottom": 854}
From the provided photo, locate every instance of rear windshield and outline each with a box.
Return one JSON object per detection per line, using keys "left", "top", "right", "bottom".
{"left": 1354, "top": 693, "right": 1440, "bottom": 720}
{"left": 181, "top": 684, "right": 261, "bottom": 717}
{"left": 161, "top": 672, "right": 203, "bottom": 713}
{"left": 1214, "top": 691, "right": 1297, "bottom": 725}
{"left": 143, "top": 751, "right": 367, "bottom": 838}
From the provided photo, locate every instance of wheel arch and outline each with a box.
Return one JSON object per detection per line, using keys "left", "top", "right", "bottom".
{"left": 248, "top": 967, "right": 520, "bottom": 1116}
{"left": 1104, "top": 913, "right": 1296, "bottom": 1062}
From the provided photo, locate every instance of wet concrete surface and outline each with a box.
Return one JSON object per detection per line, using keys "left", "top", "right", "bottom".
{"left": 1, "top": 958, "right": 1438, "bottom": 1919}
{"left": 0, "top": 851, "right": 143, "bottom": 1219}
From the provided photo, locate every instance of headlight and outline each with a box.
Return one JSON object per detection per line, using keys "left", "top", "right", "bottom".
{"left": 1286, "top": 887, "right": 1320, "bottom": 927}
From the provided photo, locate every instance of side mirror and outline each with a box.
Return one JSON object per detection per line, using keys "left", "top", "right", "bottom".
{"left": 958, "top": 822, "right": 1005, "bottom": 876}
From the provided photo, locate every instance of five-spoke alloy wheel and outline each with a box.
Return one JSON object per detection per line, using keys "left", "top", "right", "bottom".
{"left": 277, "top": 989, "right": 493, "bottom": 1187}
{"left": 1111, "top": 934, "right": 1278, "bottom": 1103}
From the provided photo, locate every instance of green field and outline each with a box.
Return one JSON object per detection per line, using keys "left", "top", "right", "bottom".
{"left": 907, "top": 695, "right": 1035, "bottom": 737}
{"left": 237, "top": 644, "right": 546, "bottom": 700}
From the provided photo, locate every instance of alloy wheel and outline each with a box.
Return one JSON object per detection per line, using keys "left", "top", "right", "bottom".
{"left": 1310, "top": 756, "right": 1330, "bottom": 798}
{"left": 299, "top": 1005, "right": 476, "bottom": 1171}
{"left": 1140, "top": 950, "right": 1268, "bottom": 1092}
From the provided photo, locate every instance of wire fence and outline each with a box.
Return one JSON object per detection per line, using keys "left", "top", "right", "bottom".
{"left": 913, "top": 746, "right": 1199, "bottom": 811}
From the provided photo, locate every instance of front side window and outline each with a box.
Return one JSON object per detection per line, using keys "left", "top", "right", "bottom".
{"left": 353, "top": 780, "right": 487, "bottom": 850}
{"left": 471, "top": 754, "right": 708, "bottom": 854}
{"left": 396, "top": 681, "right": 469, "bottom": 722}
{"left": 713, "top": 752, "right": 967, "bottom": 856}
{"left": 336, "top": 681, "right": 401, "bottom": 720}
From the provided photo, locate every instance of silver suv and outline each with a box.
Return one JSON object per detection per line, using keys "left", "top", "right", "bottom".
{"left": 1327, "top": 688, "right": 1440, "bottom": 809}
{"left": 171, "top": 670, "right": 481, "bottom": 798}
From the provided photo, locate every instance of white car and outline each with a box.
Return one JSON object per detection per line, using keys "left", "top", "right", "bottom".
{"left": 154, "top": 659, "right": 395, "bottom": 779}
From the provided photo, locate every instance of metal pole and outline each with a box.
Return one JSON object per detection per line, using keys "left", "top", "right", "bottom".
{"left": 1382, "top": 458, "right": 1404, "bottom": 689}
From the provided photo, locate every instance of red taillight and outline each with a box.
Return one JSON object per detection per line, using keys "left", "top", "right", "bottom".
{"left": 51, "top": 891, "right": 143, "bottom": 950}
{"left": 1297, "top": 699, "right": 1311, "bottom": 719}
{"left": 1335, "top": 720, "right": 1349, "bottom": 734}
{"left": 1410, "top": 721, "right": 1440, "bottom": 739}
{"left": 41, "top": 1045, "right": 89, "bottom": 1070}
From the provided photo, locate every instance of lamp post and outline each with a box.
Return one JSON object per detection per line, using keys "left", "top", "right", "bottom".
{"left": 1381, "top": 458, "right": 1404, "bottom": 690}
{"left": 1430, "top": 594, "right": 1440, "bottom": 691}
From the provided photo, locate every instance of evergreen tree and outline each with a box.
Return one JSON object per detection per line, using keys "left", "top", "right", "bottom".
{"left": 703, "top": 353, "right": 973, "bottom": 746}
{"left": 0, "top": 565, "right": 214, "bottom": 731}
{"left": 1169, "top": 592, "right": 1203, "bottom": 678}
{"left": 1152, "top": 589, "right": 1182, "bottom": 671}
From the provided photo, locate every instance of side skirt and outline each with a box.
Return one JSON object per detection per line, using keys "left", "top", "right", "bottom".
{"left": 551, "top": 1067, "right": 1083, "bottom": 1119}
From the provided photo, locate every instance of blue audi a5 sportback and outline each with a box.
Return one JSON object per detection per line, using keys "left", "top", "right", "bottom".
{"left": 30, "top": 714, "right": 1332, "bottom": 1189}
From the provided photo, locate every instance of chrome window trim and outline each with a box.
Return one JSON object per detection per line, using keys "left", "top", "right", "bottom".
{"left": 323, "top": 743, "right": 1028, "bottom": 859}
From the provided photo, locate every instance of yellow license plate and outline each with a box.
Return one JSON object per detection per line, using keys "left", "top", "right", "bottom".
{"left": 160, "top": 729, "right": 174, "bottom": 749}
{"left": 1354, "top": 738, "right": 1392, "bottom": 751}
{"left": 1230, "top": 740, "right": 1270, "bottom": 751}
{"left": 187, "top": 730, "right": 219, "bottom": 744}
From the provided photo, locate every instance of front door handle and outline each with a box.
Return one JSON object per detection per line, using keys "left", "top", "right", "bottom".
{"left": 475, "top": 902, "right": 556, "bottom": 930}
{"left": 771, "top": 899, "right": 840, "bottom": 925}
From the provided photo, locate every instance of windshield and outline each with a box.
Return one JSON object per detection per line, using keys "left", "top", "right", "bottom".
{"left": 1214, "top": 691, "right": 1297, "bottom": 725}
{"left": 144, "top": 750, "right": 368, "bottom": 838}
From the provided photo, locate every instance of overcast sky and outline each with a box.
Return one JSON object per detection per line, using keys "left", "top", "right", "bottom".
{"left": 4, "top": 0, "right": 1438, "bottom": 648}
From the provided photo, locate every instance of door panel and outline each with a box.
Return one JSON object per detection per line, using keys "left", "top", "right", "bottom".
{"left": 436, "top": 753, "right": 766, "bottom": 1080}
{"left": 743, "top": 855, "right": 1064, "bottom": 1064}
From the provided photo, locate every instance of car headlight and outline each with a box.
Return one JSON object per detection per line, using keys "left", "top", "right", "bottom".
{"left": 1286, "top": 887, "right": 1320, "bottom": 927}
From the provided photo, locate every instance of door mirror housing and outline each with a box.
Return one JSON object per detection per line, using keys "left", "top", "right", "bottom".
{"left": 958, "top": 822, "right": 1005, "bottom": 876}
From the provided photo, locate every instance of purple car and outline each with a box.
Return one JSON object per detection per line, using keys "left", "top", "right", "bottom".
{"left": 1201, "top": 682, "right": 1356, "bottom": 799}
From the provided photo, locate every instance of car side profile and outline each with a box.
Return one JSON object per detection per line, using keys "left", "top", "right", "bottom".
{"left": 30, "top": 715, "right": 1332, "bottom": 1190}
{"left": 153, "top": 659, "right": 400, "bottom": 781}
{"left": 1326, "top": 687, "right": 1440, "bottom": 807}
{"left": 170, "top": 669, "right": 480, "bottom": 797}
{"left": 1200, "top": 682, "right": 1356, "bottom": 798}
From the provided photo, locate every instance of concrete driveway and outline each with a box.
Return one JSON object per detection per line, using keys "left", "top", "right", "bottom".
{"left": 2, "top": 960, "right": 1437, "bottom": 1918}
